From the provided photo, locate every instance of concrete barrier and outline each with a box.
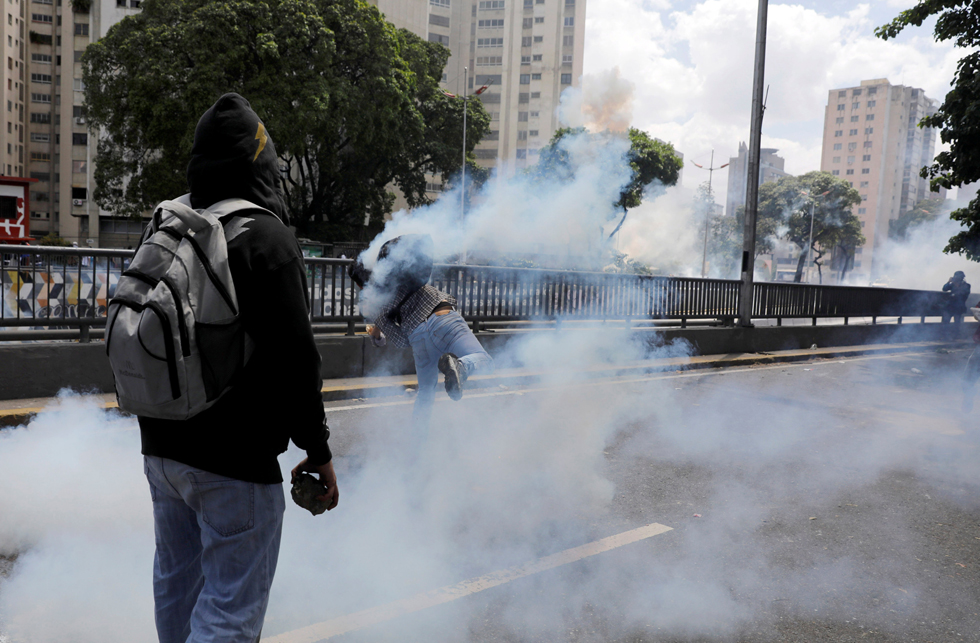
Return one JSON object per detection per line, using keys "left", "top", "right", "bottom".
{"left": 0, "top": 321, "right": 973, "bottom": 401}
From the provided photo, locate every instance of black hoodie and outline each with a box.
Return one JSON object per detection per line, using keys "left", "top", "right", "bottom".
{"left": 139, "top": 93, "right": 330, "bottom": 484}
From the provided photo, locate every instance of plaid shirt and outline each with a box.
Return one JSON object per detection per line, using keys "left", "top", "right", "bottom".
{"left": 371, "top": 285, "right": 456, "bottom": 348}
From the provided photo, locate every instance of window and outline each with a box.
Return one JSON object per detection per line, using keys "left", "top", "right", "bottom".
{"left": 562, "top": 54, "right": 572, "bottom": 64}
{"left": 858, "top": 208, "right": 866, "bottom": 214}
{"left": 846, "top": 169, "right": 854, "bottom": 175}
{"left": 850, "top": 115, "right": 858, "bottom": 122}
{"left": 533, "top": 35, "right": 543, "bottom": 42}
{"left": 72, "top": 133, "right": 88, "bottom": 145}
{"left": 837, "top": 104, "right": 845, "bottom": 111}
{"left": 529, "top": 130, "right": 538, "bottom": 137}
{"left": 489, "top": 111, "right": 499, "bottom": 120}
{"left": 428, "top": 33, "right": 449, "bottom": 45}
{"left": 859, "top": 181, "right": 869, "bottom": 187}
{"left": 31, "top": 211, "right": 50, "bottom": 220}
{"left": 848, "top": 142, "right": 857, "bottom": 151}
{"left": 534, "top": 16, "right": 543, "bottom": 23}
{"left": 478, "top": 0, "right": 504, "bottom": 8}
{"left": 34, "top": 0, "right": 54, "bottom": 4}
{"left": 863, "top": 141, "right": 872, "bottom": 148}
{"left": 31, "top": 93, "right": 51, "bottom": 103}
{"left": 849, "top": 129, "right": 858, "bottom": 135}
{"left": 836, "top": 117, "right": 843, "bottom": 124}
{"left": 478, "top": 19, "right": 504, "bottom": 28}
{"left": 838, "top": 90, "right": 847, "bottom": 98}
{"left": 524, "top": 0, "right": 532, "bottom": 6}
{"left": 518, "top": 111, "right": 528, "bottom": 122}
{"left": 866, "top": 114, "right": 875, "bottom": 121}
{"left": 31, "top": 13, "right": 52, "bottom": 23}
{"left": 73, "top": 78, "right": 85, "bottom": 92}
{"left": 565, "top": 0, "right": 575, "bottom": 4}
{"left": 852, "top": 102, "right": 859, "bottom": 109}
{"left": 861, "top": 194, "right": 868, "bottom": 201}
{"left": 832, "top": 156, "right": 840, "bottom": 163}
{"left": 478, "top": 38, "right": 503, "bottom": 47}
{"left": 562, "top": 35, "right": 574, "bottom": 46}
{"left": 531, "top": 73, "right": 541, "bottom": 80}
{"left": 833, "top": 143, "right": 842, "bottom": 150}
{"left": 530, "top": 111, "right": 539, "bottom": 118}
{"left": 517, "top": 131, "right": 528, "bottom": 140}
{"left": 861, "top": 168, "right": 870, "bottom": 174}
{"left": 560, "top": 73, "right": 571, "bottom": 84}
{"left": 72, "top": 160, "right": 87, "bottom": 173}
{"left": 862, "top": 154, "right": 871, "bottom": 161}
{"left": 518, "top": 92, "right": 529, "bottom": 103}
{"left": 519, "top": 74, "right": 530, "bottom": 84}
{"left": 478, "top": 56, "right": 503, "bottom": 65}
{"left": 31, "top": 53, "right": 51, "bottom": 64}
{"left": 130, "top": 0, "right": 141, "bottom": 7}
{"left": 74, "top": 23, "right": 89, "bottom": 36}
{"left": 516, "top": 149, "right": 527, "bottom": 159}
{"left": 530, "top": 91, "right": 540, "bottom": 98}
{"left": 73, "top": 105, "right": 87, "bottom": 118}
{"left": 832, "top": 170, "right": 839, "bottom": 175}
{"left": 834, "top": 130, "right": 842, "bottom": 137}
{"left": 31, "top": 73, "right": 52, "bottom": 84}
{"left": 867, "top": 100, "right": 876, "bottom": 107}
{"left": 533, "top": 54, "right": 543, "bottom": 61}
{"left": 867, "top": 87, "right": 877, "bottom": 94}
{"left": 72, "top": 187, "right": 87, "bottom": 200}
{"left": 430, "top": 0, "right": 450, "bottom": 6}
{"left": 30, "top": 151, "right": 50, "bottom": 161}
{"left": 865, "top": 127, "right": 873, "bottom": 134}
{"left": 30, "top": 112, "right": 50, "bottom": 123}
{"left": 522, "top": 17, "right": 532, "bottom": 28}
{"left": 429, "top": 14, "right": 450, "bottom": 27}
{"left": 520, "top": 55, "right": 530, "bottom": 64}
{"left": 564, "top": 17, "right": 574, "bottom": 26}
{"left": 846, "top": 156, "right": 855, "bottom": 164}
{"left": 852, "top": 88, "right": 862, "bottom": 96}
{"left": 30, "top": 132, "right": 50, "bottom": 143}
{"left": 32, "top": 191, "right": 49, "bottom": 202}
{"left": 521, "top": 36, "right": 531, "bottom": 46}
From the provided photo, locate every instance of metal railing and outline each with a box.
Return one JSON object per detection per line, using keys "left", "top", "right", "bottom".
{"left": 0, "top": 244, "right": 956, "bottom": 341}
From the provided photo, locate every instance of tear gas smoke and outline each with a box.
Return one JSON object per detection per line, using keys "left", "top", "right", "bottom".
{"left": 559, "top": 67, "right": 635, "bottom": 133}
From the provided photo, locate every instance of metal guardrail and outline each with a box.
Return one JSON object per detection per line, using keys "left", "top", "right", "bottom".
{"left": 1, "top": 244, "right": 954, "bottom": 342}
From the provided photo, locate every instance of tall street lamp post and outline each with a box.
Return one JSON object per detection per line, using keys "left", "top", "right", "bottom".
{"left": 691, "top": 150, "right": 729, "bottom": 278}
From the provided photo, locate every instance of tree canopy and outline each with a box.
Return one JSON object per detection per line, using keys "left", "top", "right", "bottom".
{"left": 756, "top": 172, "right": 865, "bottom": 283}
{"left": 876, "top": 1, "right": 980, "bottom": 258}
{"left": 82, "top": 0, "right": 490, "bottom": 240}
{"left": 528, "top": 127, "right": 683, "bottom": 239}
{"left": 888, "top": 197, "right": 950, "bottom": 241}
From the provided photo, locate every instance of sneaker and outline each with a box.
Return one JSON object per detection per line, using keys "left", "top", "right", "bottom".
{"left": 438, "top": 353, "right": 466, "bottom": 401}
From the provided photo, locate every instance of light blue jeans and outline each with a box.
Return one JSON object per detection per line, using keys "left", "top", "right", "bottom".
{"left": 144, "top": 455, "right": 285, "bottom": 643}
{"left": 408, "top": 311, "right": 494, "bottom": 428}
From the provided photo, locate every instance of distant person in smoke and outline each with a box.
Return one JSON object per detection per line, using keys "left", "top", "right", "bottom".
{"left": 941, "top": 270, "right": 971, "bottom": 337}
{"left": 962, "top": 309, "right": 980, "bottom": 412}
{"left": 349, "top": 234, "right": 494, "bottom": 430}
{"left": 138, "top": 94, "right": 338, "bottom": 643}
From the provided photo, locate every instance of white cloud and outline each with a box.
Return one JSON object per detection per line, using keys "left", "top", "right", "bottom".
{"left": 584, "top": 0, "right": 961, "bottom": 201}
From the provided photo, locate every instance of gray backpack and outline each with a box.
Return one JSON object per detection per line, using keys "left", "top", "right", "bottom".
{"left": 106, "top": 195, "right": 269, "bottom": 420}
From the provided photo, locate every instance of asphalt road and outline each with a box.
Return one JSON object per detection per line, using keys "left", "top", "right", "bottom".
{"left": 293, "top": 347, "right": 980, "bottom": 643}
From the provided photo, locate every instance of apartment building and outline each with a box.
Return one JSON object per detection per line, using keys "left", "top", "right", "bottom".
{"left": 819, "top": 79, "right": 944, "bottom": 283}
{"left": 23, "top": 0, "right": 141, "bottom": 248}
{"left": 725, "top": 142, "right": 790, "bottom": 218}
{"left": 375, "top": 0, "right": 585, "bottom": 179}
{"left": 2, "top": 0, "right": 28, "bottom": 182}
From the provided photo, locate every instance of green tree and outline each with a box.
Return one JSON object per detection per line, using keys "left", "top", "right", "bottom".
{"left": 888, "top": 197, "right": 949, "bottom": 240}
{"left": 876, "top": 1, "right": 980, "bottom": 258}
{"left": 82, "top": 0, "right": 490, "bottom": 240}
{"left": 529, "top": 127, "right": 683, "bottom": 239}
{"left": 757, "top": 172, "right": 864, "bottom": 283}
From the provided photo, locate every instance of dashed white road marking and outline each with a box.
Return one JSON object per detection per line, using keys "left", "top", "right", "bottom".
{"left": 264, "top": 522, "right": 673, "bottom": 643}
{"left": 324, "top": 350, "right": 936, "bottom": 413}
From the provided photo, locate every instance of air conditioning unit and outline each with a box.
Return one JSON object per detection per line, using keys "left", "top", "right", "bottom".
{"left": 74, "top": 117, "right": 86, "bottom": 125}
{"left": 86, "top": 239, "right": 95, "bottom": 247}
{"left": 72, "top": 199, "right": 85, "bottom": 207}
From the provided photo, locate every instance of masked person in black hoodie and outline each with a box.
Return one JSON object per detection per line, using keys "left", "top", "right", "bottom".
{"left": 350, "top": 235, "right": 494, "bottom": 433}
{"left": 140, "top": 94, "right": 338, "bottom": 643}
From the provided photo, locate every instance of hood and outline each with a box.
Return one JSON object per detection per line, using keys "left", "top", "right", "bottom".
{"left": 187, "top": 93, "right": 287, "bottom": 222}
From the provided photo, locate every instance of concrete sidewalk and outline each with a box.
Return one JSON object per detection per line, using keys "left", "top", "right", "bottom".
{"left": 0, "top": 339, "right": 970, "bottom": 428}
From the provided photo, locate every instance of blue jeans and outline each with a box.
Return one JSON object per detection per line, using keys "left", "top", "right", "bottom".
{"left": 408, "top": 311, "right": 494, "bottom": 428}
{"left": 144, "top": 456, "right": 285, "bottom": 643}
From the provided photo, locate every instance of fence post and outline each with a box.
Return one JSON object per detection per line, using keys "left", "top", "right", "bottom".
{"left": 346, "top": 320, "right": 356, "bottom": 336}
{"left": 79, "top": 321, "right": 90, "bottom": 344}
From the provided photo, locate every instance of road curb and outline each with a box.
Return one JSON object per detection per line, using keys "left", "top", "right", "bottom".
{"left": 1, "top": 340, "right": 969, "bottom": 427}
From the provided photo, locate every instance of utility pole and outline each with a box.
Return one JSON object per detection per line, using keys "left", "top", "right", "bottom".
{"left": 737, "top": 0, "right": 769, "bottom": 327}
{"left": 691, "top": 150, "right": 729, "bottom": 278}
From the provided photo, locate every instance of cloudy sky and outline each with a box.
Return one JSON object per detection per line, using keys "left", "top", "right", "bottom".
{"left": 581, "top": 0, "right": 963, "bottom": 202}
